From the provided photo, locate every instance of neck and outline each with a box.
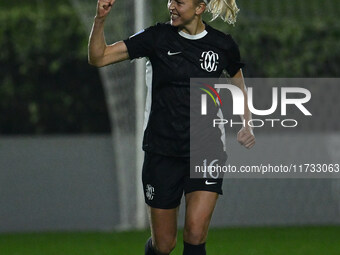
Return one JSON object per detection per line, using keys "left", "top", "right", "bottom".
{"left": 179, "top": 18, "right": 205, "bottom": 35}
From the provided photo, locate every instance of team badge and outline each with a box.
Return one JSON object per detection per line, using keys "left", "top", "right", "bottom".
{"left": 145, "top": 184, "right": 155, "bottom": 200}
{"left": 200, "top": 51, "right": 219, "bottom": 72}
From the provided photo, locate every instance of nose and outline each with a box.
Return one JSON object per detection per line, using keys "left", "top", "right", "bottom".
{"left": 168, "top": 0, "right": 175, "bottom": 10}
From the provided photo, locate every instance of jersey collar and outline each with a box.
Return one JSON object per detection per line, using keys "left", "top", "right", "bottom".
{"left": 178, "top": 29, "right": 208, "bottom": 40}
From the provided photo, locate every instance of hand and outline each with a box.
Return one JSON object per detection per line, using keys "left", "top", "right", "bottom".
{"left": 96, "top": 0, "right": 115, "bottom": 19}
{"left": 237, "top": 127, "right": 255, "bottom": 149}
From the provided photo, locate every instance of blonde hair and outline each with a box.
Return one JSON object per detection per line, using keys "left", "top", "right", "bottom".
{"left": 203, "top": 0, "right": 240, "bottom": 25}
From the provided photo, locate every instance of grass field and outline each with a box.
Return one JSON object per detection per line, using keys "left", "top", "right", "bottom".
{"left": 1, "top": 226, "right": 340, "bottom": 255}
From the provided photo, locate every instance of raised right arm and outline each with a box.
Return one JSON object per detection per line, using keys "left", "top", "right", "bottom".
{"left": 88, "top": 0, "right": 129, "bottom": 67}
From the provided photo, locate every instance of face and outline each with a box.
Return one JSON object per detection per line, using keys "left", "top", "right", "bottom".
{"left": 167, "top": 0, "right": 201, "bottom": 27}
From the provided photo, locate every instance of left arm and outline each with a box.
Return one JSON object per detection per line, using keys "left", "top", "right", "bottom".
{"left": 231, "top": 69, "right": 256, "bottom": 149}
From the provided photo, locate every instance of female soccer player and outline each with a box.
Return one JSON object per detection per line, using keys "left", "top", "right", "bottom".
{"left": 89, "top": 0, "right": 255, "bottom": 254}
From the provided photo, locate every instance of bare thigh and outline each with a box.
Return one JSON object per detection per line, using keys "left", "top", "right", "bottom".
{"left": 147, "top": 206, "right": 179, "bottom": 254}
{"left": 183, "top": 191, "right": 219, "bottom": 245}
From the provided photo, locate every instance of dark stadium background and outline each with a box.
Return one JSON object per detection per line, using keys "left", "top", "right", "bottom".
{"left": 1, "top": 0, "right": 340, "bottom": 254}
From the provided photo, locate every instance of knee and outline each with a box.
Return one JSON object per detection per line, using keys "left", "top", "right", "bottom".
{"left": 183, "top": 224, "right": 207, "bottom": 245}
{"left": 153, "top": 236, "right": 177, "bottom": 255}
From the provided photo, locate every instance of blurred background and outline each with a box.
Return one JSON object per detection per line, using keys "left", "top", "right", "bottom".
{"left": 0, "top": 0, "right": 340, "bottom": 254}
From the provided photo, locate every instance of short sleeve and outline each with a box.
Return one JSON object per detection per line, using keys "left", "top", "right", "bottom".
{"left": 123, "top": 25, "right": 158, "bottom": 60}
{"left": 225, "top": 35, "right": 245, "bottom": 77}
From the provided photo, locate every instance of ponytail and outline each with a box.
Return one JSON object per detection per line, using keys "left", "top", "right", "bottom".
{"left": 203, "top": 0, "right": 240, "bottom": 25}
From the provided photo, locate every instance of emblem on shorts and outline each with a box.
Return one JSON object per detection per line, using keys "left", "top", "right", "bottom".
{"left": 145, "top": 184, "right": 155, "bottom": 200}
{"left": 200, "top": 51, "right": 219, "bottom": 72}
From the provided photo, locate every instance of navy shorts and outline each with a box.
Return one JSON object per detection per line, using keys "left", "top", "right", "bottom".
{"left": 142, "top": 152, "right": 223, "bottom": 209}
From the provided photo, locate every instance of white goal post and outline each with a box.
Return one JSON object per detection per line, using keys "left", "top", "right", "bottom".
{"left": 70, "top": 0, "right": 148, "bottom": 230}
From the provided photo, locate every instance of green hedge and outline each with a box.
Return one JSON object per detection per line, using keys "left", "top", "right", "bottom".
{"left": 0, "top": 2, "right": 110, "bottom": 134}
{"left": 233, "top": 19, "right": 340, "bottom": 77}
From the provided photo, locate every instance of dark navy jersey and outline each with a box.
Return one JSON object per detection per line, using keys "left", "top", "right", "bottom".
{"left": 124, "top": 22, "right": 244, "bottom": 157}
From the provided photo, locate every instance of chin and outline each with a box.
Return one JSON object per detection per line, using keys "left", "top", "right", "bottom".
{"left": 170, "top": 20, "right": 177, "bottom": 26}
{"left": 170, "top": 20, "right": 182, "bottom": 27}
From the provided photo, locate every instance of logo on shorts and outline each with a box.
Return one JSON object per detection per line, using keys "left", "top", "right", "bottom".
{"left": 145, "top": 184, "right": 155, "bottom": 200}
{"left": 205, "top": 180, "right": 217, "bottom": 185}
{"left": 200, "top": 51, "right": 219, "bottom": 72}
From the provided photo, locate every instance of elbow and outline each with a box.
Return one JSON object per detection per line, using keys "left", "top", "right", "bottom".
{"left": 88, "top": 60, "right": 100, "bottom": 67}
{"left": 88, "top": 57, "right": 104, "bottom": 67}
{"left": 88, "top": 58, "right": 96, "bottom": 66}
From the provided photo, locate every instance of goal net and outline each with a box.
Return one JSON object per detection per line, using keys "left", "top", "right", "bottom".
{"left": 70, "top": 0, "right": 148, "bottom": 229}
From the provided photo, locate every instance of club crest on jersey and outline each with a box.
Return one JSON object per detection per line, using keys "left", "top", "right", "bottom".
{"left": 200, "top": 51, "right": 219, "bottom": 72}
